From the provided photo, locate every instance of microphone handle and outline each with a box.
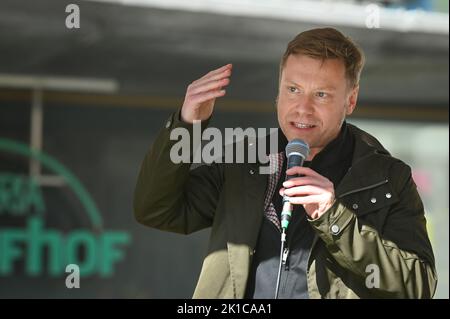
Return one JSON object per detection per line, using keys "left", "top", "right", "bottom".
{"left": 281, "top": 155, "right": 305, "bottom": 229}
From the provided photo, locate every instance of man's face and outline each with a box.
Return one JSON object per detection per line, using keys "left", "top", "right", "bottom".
{"left": 277, "top": 54, "right": 359, "bottom": 160}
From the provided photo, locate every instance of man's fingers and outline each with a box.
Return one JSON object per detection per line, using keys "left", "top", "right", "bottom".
{"left": 193, "top": 64, "right": 232, "bottom": 84}
{"left": 282, "top": 177, "right": 328, "bottom": 189}
{"left": 189, "top": 77, "right": 230, "bottom": 96}
{"left": 205, "top": 64, "right": 232, "bottom": 78}
{"left": 190, "top": 89, "right": 226, "bottom": 105}
{"left": 286, "top": 167, "right": 324, "bottom": 179}
{"left": 278, "top": 184, "right": 327, "bottom": 196}
{"left": 283, "top": 185, "right": 325, "bottom": 196}
{"left": 287, "top": 195, "right": 325, "bottom": 205}
{"left": 192, "top": 68, "right": 232, "bottom": 87}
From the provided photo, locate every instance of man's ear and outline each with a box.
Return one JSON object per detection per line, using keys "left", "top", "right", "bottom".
{"left": 346, "top": 85, "right": 359, "bottom": 115}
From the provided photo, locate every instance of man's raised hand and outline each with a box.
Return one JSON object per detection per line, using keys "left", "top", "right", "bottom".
{"left": 180, "top": 64, "right": 232, "bottom": 123}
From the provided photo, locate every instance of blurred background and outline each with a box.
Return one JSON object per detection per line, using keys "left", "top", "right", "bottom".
{"left": 0, "top": 0, "right": 448, "bottom": 298}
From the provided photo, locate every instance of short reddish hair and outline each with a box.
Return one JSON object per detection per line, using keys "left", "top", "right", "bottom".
{"left": 280, "top": 27, "right": 365, "bottom": 88}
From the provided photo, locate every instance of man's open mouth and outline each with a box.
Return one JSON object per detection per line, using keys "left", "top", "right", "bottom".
{"left": 291, "top": 122, "right": 316, "bottom": 129}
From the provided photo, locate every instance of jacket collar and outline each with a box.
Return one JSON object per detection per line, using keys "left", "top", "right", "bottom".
{"left": 336, "top": 123, "right": 392, "bottom": 198}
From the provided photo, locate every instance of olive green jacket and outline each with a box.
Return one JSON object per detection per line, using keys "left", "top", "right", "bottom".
{"left": 134, "top": 110, "right": 437, "bottom": 299}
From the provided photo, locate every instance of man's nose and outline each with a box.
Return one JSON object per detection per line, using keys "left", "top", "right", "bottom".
{"left": 294, "top": 94, "right": 314, "bottom": 115}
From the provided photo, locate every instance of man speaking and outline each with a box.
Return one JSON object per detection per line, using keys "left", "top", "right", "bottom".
{"left": 133, "top": 27, "right": 437, "bottom": 298}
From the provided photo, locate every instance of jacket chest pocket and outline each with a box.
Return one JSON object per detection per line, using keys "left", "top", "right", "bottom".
{"left": 339, "top": 181, "right": 399, "bottom": 232}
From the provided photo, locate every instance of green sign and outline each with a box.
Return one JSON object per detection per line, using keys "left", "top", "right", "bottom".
{"left": 0, "top": 138, "right": 131, "bottom": 277}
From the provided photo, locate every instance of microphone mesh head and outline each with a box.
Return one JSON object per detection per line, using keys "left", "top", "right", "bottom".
{"left": 285, "top": 139, "right": 310, "bottom": 159}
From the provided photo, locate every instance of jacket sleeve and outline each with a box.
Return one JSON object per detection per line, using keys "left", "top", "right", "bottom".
{"left": 133, "top": 110, "right": 223, "bottom": 235}
{"left": 309, "top": 161, "right": 438, "bottom": 298}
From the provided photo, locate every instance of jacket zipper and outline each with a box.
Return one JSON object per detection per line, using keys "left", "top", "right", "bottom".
{"left": 282, "top": 247, "right": 289, "bottom": 270}
{"left": 280, "top": 224, "right": 295, "bottom": 296}
{"left": 280, "top": 246, "right": 290, "bottom": 296}
{"left": 337, "top": 179, "right": 388, "bottom": 199}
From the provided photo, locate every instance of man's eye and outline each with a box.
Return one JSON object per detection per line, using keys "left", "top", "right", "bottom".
{"left": 288, "top": 86, "right": 298, "bottom": 93}
{"left": 316, "top": 91, "right": 327, "bottom": 98}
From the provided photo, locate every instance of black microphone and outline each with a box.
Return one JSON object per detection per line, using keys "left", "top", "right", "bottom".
{"left": 281, "top": 139, "right": 310, "bottom": 230}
